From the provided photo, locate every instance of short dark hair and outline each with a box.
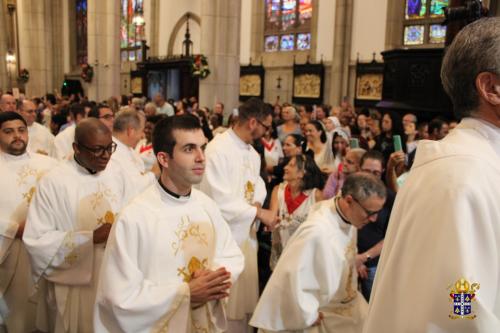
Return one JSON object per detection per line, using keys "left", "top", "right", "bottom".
{"left": 45, "top": 93, "right": 56, "bottom": 105}
{"left": 69, "top": 103, "right": 86, "bottom": 120}
{"left": 360, "top": 150, "right": 384, "bottom": 168}
{"left": 294, "top": 154, "right": 326, "bottom": 191}
{"left": 429, "top": 118, "right": 447, "bottom": 134}
{"left": 153, "top": 114, "right": 202, "bottom": 157}
{"left": 309, "top": 120, "right": 327, "bottom": 143}
{"left": 87, "top": 103, "right": 111, "bottom": 119}
{"left": 0, "top": 111, "right": 27, "bottom": 128}
{"left": 237, "top": 97, "right": 273, "bottom": 123}
{"left": 146, "top": 114, "right": 167, "bottom": 125}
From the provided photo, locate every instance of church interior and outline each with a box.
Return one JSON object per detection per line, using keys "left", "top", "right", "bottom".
{"left": 0, "top": 0, "right": 499, "bottom": 332}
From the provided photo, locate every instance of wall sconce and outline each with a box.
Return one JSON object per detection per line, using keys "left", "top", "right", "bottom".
{"left": 6, "top": 51, "right": 16, "bottom": 64}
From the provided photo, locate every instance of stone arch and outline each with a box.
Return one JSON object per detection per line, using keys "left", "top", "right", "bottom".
{"left": 167, "top": 12, "right": 201, "bottom": 56}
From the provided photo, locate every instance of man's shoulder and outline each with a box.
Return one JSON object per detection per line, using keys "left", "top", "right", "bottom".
{"left": 298, "top": 201, "right": 335, "bottom": 235}
{"left": 30, "top": 153, "right": 58, "bottom": 168}
{"left": 120, "top": 185, "right": 160, "bottom": 218}
{"left": 37, "top": 161, "right": 74, "bottom": 189}
{"left": 32, "top": 122, "right": 54, "bottom": 137}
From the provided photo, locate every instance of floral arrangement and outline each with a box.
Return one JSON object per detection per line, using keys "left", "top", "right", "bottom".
{"left": 19, "top": 68, "right": 30, "bottom": 83}
{"left": 81, "top": 63, "right": 94, "bottom": 82}
{"left": 191, "top": 55, "right": 210, "bottom": 79}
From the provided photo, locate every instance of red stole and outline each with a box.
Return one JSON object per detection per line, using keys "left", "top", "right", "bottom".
{"left": 284, "top": 184, "right": 308, "bottom": 214}
{"left": 261, "top": 138, "right": 275, "bottom": 152}
{"left": 139, "top": 143, "right": 153, "bottom": 154}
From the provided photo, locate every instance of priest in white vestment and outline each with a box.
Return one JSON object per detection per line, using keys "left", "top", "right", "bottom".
{"left": 19, "top": 100, "right": 55, "bottom": 155}
{"left": 112, "top": 109, "right": 155, "bottom": 195}
{"left": 200, "top": 98, "right": 277, "bottom": 332}
{"left": 364, "top": 18, "right": 500, "bottom": 333}
{"left": 23, "top": 119, "right": 131, "bottom": 333}
{"left": 52, "top": 104, "right": 86, "bottom": 160}
{"left": 250, "top": 173, "right": 387, "bottom": 333}
{"left": 95, "top": 115, "right": 244, "bottom": 332}
{"left": 0, "top": 112, "right": 57, "bottom": 332}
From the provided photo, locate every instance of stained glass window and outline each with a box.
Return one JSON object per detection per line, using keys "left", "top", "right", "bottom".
{"left": 406, "top": 0, "right": 426, "bottom": 19}
{"left": 298, "top": 0, "right": 312, "bottom": 24}
{"left": 403, "top": 0, "right": 447, "bottom": 46}
{"left": 280, "top": 34, "right": 295, "bottom": 51}
{"left": 404, "top": 25, "right": 425, "bottom": 45}
{"left": 76, "top": 0, "right": 87, "bottom": 65}
{"left": 264, "top": 0, "right": 313, "bottom": 52}
{"left": 281, "top": 0, "right": 296, "bottom": 31}
{"left": 265, "top": 36, "right": 279, "bottom": 52}
{"left": 430, "top": 0, "right": 449, "bottom": 16}
{"left": 429, "top": 24, "right": 447, "bottom": 43}
{"left": 121, "top": 0, "right": 144, "bottom": 62}
{"left": 297, "top": 33, "right": 311, "bottom": 50}
{"left": 266, "top": 0, "right": 281, "bottom": 29}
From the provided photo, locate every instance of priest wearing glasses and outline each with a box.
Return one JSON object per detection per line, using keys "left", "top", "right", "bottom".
{"left": 23, "top": 118, "right": 132, "bottom": 333}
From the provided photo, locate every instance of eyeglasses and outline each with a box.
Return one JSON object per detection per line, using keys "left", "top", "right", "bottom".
{"left": 77, "top": 142, "right": 117, "bottom": 157}
{"left": 361, "top": 168, "right": 383, "bottom": 178}
{"left": 99, "top": 114, "right": 115, "bottom": 120}
{"left": 351, "top": 196, "right": 382, "bottom": 218}
{"left": 257, "top": 119, "right": 271, "bottom": 131}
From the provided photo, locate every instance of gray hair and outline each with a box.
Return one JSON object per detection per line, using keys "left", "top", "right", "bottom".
{"left": 341, "top": 172, "right": 387, "bottom": 202}
{"left": 441, "top": 17, "right": 500, "bottom": 119}
{"left": 113, "top": 110, "right": 142, "bottom": 132}
{"left": 131, "top": 97, "right": 145, "bottom": 109}
{"left": 144, "top": 102, "right": 157, "bottom": 113}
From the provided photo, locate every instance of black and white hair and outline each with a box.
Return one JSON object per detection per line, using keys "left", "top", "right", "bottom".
{"left": 441, "top": 17, "right": 500, "bottom": 119}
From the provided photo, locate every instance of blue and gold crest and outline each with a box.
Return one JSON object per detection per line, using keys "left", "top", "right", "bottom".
{"left": 448, "top": 278, "right": 480, "bottom": 319}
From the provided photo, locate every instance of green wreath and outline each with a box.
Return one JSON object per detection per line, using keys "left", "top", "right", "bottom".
{"left": 19, "top": 68, "right": 30, "bottom": 83}
{"left": 191, "top": 55, "right": 210, "bottom": 79}
{"left": 81, "top": 63, "right": 94, "bottom": 83}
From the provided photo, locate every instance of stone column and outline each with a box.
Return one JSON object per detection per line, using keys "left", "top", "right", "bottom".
{"left": 328, "top": 0, "right": 354, "bottom": 106}
{"left": 199, "top": 0, "right": 241, "bottom": 112}
{"left": 87, "top": 0, "right": 120, "bottom": 101}
{"left": 0, "top": 1, "right": 9, "bottom": 92}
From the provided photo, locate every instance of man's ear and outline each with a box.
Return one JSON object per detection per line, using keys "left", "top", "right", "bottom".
{"left": 72, "top": 142, "right": 80, "bottom": 154}
{"left": 248, "top": 117, "right": 257, "bottom": 130}
{"left": 156, "top": 151, "right": 169, "bottom": 169}
{"left": 476, "top": 72, "right": 500, "bottom": 106}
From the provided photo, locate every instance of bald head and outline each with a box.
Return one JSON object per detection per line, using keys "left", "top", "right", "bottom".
{"left": 75, "top": 118, "right": 111, "bottom": 145}
{"left": 1, "top": 94, "right": 16, "bottom": 112}
{"left": 19, "top": 100, "right": 37, "bottom": 126}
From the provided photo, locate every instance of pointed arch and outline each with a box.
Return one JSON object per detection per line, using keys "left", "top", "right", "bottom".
{"left": 167, "top": 12, "right": 201, "bottom": 56}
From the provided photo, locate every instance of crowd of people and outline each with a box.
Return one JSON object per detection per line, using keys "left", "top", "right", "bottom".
{"left": 0, "top": 17, "right": 498, "bottom": 333}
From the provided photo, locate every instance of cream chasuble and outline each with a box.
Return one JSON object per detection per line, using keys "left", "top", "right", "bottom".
{"left": 112, "top": 137, "right": 155, "bottom": 196}
{"left": 52, "top": 124, "right": 75, "bottom": 160}
{"left": 94, "top": 183, "right": 244, "bottom": 333}
{"left": 23, "top": 157, "right": 131, "bottom": 333}
{"left": 0, "top": 151, "right": 57, "bottom": 333}
{"left": 250, "top": 200, "right": 367, "bottom": 333}
{"left": 27, "top": 122, "right": 55, "bottom": 156}
{"left": 200, "top": 129, "right": 267, "bottom": 320}
{"left": 363, "top": 118, "right": 500, "bottom": 333}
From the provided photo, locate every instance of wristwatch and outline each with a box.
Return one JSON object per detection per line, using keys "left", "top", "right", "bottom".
{"left": 365, "top": 253, "right": 372, "bottom": 262}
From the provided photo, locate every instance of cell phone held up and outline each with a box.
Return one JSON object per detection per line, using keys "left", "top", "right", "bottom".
{"left": 393, "top": 135, "right": 403, "bottom": 152}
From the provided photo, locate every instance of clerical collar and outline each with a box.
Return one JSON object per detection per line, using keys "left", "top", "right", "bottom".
{"left": 157, "top": 179, "right": 191, "bottom": 199}
{"left": 0, "top": 150, "right": 30, "bottom": 161}
{"left": 334, "top": 196, "right": 351, "bottom": 225}
{"left": 73, "top": 155, "right": 98, "bottom": 174}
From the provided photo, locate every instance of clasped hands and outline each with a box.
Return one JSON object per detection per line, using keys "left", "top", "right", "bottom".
{"left": 189, "top": 267, "right": 232, "bottom": 306}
